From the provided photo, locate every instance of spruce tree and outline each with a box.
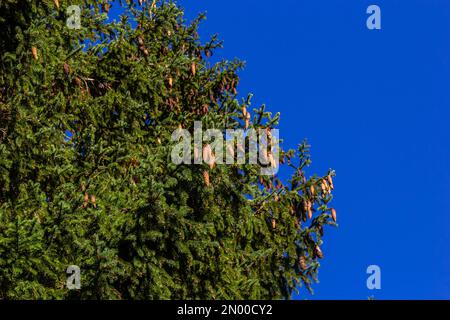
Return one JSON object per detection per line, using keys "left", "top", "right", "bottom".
{"left": 0, "top": 0, "right": 337, "bottom": 299}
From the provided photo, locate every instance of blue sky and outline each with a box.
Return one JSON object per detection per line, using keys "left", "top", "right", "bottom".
{"left": 176, "top": 0, "right": 450, "bottom": 299}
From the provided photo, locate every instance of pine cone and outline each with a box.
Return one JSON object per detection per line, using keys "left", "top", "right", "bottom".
{"left": 31, "top": 47, "right": 38, "bottom": 60}
{"left": 314, "top": 245, "right": 324, "bottom": 259}
{"left": 193, "top": 146, "right": 201, "bottom": 162}
{"left": 302, "top": 213, "right": 307, "bottom": 222}
{"left": 320, "top": 180, "right": 327, "bottom": 194}
{"left": 140, "top": 46, "right": 149, "bottom": 56}
{"left": 325, "top": 179, "right": 331, "bottom": 194}
{"left": 266, "top": 128, "right": 273, "bottom": 146}
{"left": 331, "top": 208, "right": 337, "bottom": 222}
{"left": 83, "top": 193, "right": 89, "bottom": 208}
{"left": 91, "top": 195, "right": 97, "bottom": 208}
{"left": 309, "top": 185, "right": 315, "bottom": 197}
{"left": 245, "top": 111, "right": 250, "bottom": 129}
{"left": 203, "top": 170, "right": 210, "bottom": 186}
{"left": 268, "top": 152, "right": 277, "bottom": 169}
{"left": 242, "top": 106, "right": 248, "bottom": 117}
{"left": 74, "top": 77, "right": 82, "bottom": 87}
{"left": 63, "top": 62, "right": 71, "bottom": 75}
{"left": 203, "top": 144, "right": 216, "bottom": 169}
{"left": 261, "top": 149, "right": 269, "bottom": 165}
{"left": 327, "top": 175, "right": 334, "bottom": 190}
{"left": 53, "top": 0, "right": 60, "bottom": 9}
{"left": 306, "top": 200, "right": 312, "bottom": 219}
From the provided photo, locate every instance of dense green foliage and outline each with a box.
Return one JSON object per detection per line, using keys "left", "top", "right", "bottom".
{"left": 0, "top": 0, "right": 337, "bottom": 299}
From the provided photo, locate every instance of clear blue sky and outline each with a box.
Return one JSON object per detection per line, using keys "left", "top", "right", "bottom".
{"left": 176, "top": 0, "right": 450, "bottom": 299}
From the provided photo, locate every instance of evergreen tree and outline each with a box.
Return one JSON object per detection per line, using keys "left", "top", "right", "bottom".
{"left": 0, "top": 0, "right": 337, "bottom": 299}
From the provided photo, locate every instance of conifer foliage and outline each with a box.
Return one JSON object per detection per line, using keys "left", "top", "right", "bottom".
{"left": 0, "top": 0, "right": 337, "bottom": 299}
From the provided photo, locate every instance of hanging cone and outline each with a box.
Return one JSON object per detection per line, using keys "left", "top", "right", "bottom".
{"left": 245, "top": 111, "right": 250, "bottom": 129}
{"left": 320, "top": 181, "right": 327, "bottom": 194}
{"left": 203, "top": 144, "right": 215, "bottom": 168}
{"left": 268, "top": 152, "right": 277, "bottom": 169}
{"left": 31, "top": 47, "right": 38, "bottom": 60}
{"left": 314, "top": 245, "right": 324, "bottom": 259}
{"left": 91, "top": 195, "right": 97, "bottom": 208}
{"left": 266, "top": 128, "right": 273, "bottom": 149}
{"left": 83, "top": 193, "right": 89, "bottom": 208}
{"left": 63, "top": 62, "right": 71, "bottom": 75}
{"left": 306, "top": 201, "right": 312, "bottom": 219}
{"left": 74, "top": 77, "right": 82, "bottom": 87}
{"left": 137, "top": 36, "right": 144, "bottom": 46}
{"left": 139, "top": 45, "right": 148, "bottom": 56}
{"left": 323, "top": 179, "right": 330, "bottom": 194}
{"left": 53, "top": 0, "right": 60, "bottom": 9}
{"left": 242, "top": 106, "right": 248, "bottom": 117}
{"left": 191, "top": 62, "right": 196, "bottom": 76}
{"left": 168, "top": 77, "right": 173, "bottom": 88}
{"left": 331, "top": 208, "right": 337, "bottom": 222}
{"left": 271, "top": 218, "right": 276, "bottom": 229}
{"left": 310, "top": 185, "right": 315, "bottom": 197}
{"left": 261, "top": 149, "right": 269, "bottom": 165}
{"left": 193, "top": 146, "right": 200, "bottom": 162}
{"left": 209, "top": 154, "right": 216, "bottom": 169}
{"left": 203, "top": 170, "right": 210, "bottom": 186}
{"left": 327, "top": 175, "right": 334, "bottom": 189}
